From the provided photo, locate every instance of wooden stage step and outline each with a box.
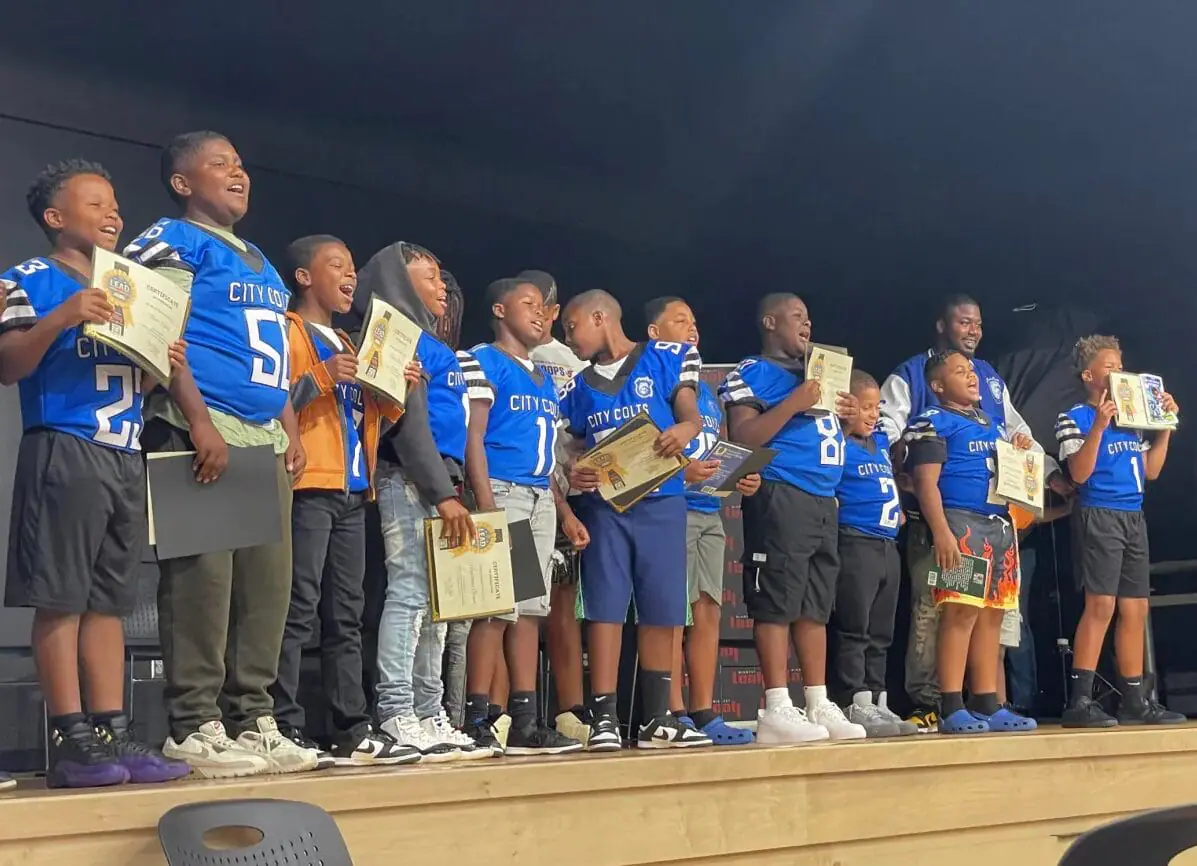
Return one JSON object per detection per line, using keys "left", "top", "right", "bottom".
{"left": 2, "top": 725, "right": 1196, "bottom": 866}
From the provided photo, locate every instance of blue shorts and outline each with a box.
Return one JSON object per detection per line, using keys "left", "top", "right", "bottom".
{"left": 577, "top": 494, "right": 688, "bottom": 626}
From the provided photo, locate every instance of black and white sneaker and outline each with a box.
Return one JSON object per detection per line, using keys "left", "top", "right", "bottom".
{"left": 588, "top": 715, "right": 623, "bottom": 752}
{"left": 637, "top": 714, "right": 713, "bottom": 749}
{"left": 380, "top": 714, "right": 460, "bottom": 763}
{"left": 330, "top": 724, "right": 421, "bottom": 766}
{"left": 462, "top": 718, "right": 504, "bottom": 756}
{"left": 505, "top": 723, "right": 584, "bottom": 756}
{"left": 279, "top": 725, "right": 336, "bottom": 771}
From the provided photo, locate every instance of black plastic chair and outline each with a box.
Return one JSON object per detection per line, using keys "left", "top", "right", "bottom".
{"left": 1059, "top": 804, "right": 1197, "bottom": 865}
{"left": 158, "top": 798, "right": 353, "bottom": 865}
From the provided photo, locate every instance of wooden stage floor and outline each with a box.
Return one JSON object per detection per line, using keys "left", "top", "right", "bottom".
{"left": 2, "top": 724, "right": 1196, "bottom": 866}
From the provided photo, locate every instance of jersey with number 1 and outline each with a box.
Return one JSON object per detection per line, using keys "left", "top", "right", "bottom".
{"left": 1055, "top": 403, "right": 1147, "bottom": 511}
{"left": 684, "top": 381, "right": 724, "bottom": 514}
{"left": 559, "top": 341, "right": 701, "bottom": 499}
{"left": 903, "top": 406, "right": 1005, "bottom": 517}
{"left": 837, "top": 429, "right": 901, "bottom": 539}
{"left": 124, "top": 218, "right": 290, "bottom": 425}
{"left": 718, "top": 356, "right": 845, "bottom": 497}
{"left": 0, "top": 258, "right": 143, "bottom": 452}
{"left": 465, "top": 344, "right": 560, "bottom": 488}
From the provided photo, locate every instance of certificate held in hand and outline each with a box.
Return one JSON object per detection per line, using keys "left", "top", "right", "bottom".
{"left": 992, "top": 440, "right": 1045, "bottom": 516}
{"left": 804, "top": 343, "right": 853, "bottom": 414}
{"left": 575, "top": 412, "right": 689, "bottom": 513}
{"left": 85, "top": 247, "right": 191, "bottom": 384}
{"left": 425, "top": 510, "right": 516, "bottom": 622}
{"left": 356, "top": 295, "right": 423, "bottom": 408}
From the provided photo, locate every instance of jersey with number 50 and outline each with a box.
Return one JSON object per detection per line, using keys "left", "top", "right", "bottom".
{"left": 124, "top": 218, "right": 291, "bottom": 425}
{"left": 837, "top": 429, "right": 901, "bottom": 539}
{"left": 0, "top": 258, "right": 144, "bottom": 452}
{"left": 719, "top": 356, "right": 845, "bottom": 497}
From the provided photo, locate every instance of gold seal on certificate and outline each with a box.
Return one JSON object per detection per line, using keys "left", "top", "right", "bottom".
{"left": 992, "top": 440, "right": 1044, "bottom": 515}
{"left": 425, "top": 510, "right": 516, "bottom": 621}
{"left": 1108, "top": 371, "right": 1179, "bottom": 431}
{"left": 575, "top": 412, "right": 689, "bottom": 513}
{"left": 84, "top": 247, "right": 191, "bottom": 384}
{"left": 804, "top": 343, "right": 854, "bottom": 414}
{"left": 356, "top": 295, "right": 422, "bottom": 407}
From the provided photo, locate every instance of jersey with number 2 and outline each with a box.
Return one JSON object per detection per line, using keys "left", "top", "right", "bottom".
{"left": 718, "top": 356, "right": 844, "bottom": 497}
{"left": 124, "top": 218, "right": 290, "bottom": 425}
{"left": 837, "top": 429, "right": 901, "bottom": 538}
{"left": 0, "top": 258, "right": 143, "bottom": 452}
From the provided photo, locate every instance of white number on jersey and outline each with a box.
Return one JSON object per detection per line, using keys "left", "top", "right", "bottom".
{"left": 879, "top": 477, "right": 902, "bottom": 529}
{"left": 652, "top": 341, "right": 684, "bottom": 355}
{"left": 14, "top": 259, "right": 49, "bottom": 277}
{"left": 816, "top": 415, "right": 843, "bottom": 466}
{"left": 245, "top": 310, "right": 291, "bottom": 390}
{"left": 1131, "top": 454, "right": 1144, "bottom": 493}
{"left": 93, "top": 364, "right": 142, "bottom": 450}
{"left": 532, "top": 415, "right": 560, "bottom": 477}
{"left": 986, "top": 454, "right": 1002, "bottom": 505}
{"left": 690, "top": 429, "right": 719, "bottom": 459}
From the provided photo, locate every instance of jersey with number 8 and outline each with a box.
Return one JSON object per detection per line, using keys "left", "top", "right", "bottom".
{"left": 0, "top": 258, "right": 144, "bottom": 452}
{"left": 124, "top": 218, "right": 291, "bottom": 425}
{"left": 837, "top": 428, "right": 901, "bottom": 539}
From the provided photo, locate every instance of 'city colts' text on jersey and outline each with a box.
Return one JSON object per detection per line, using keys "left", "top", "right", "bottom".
{"left": 311, "top": 328, "right": 368, "bottom": 493}
{"left": 418, "top": 332, "right": 469, "bottom": 464}
{"left": 559, "top": 341, "right": 701, "bottom": 499}
{"left": 719, "top": 356, "right": 845, "bottom": 498}
{"left": 684, "top": 381, "right": 724, "bottom": 514}
{"left": 837, "top": 429, "right": 902, "bottom": 539}
{"left": 464, "top": 344, "right": 560, "bottom": 488}
{"left": 0, "top": 259, "right": 143, "bottom": 452}
{"left": 903, "top": 406, "right": 1006, "bottom": 517}
{"left": 1055, "top": 404, "right": 1148, "bottom": 511}
{"left": 124, "top": 218, "right": 290, "bottom": 425}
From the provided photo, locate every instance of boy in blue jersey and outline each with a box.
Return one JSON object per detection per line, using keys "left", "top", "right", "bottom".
{"left": 124, "top": 132, "right": 318, "bottom": 777}
{"left": 459, "top": 278, "right": 586, "bottom": 756}
{"left": 831, "top": 371, "right": 915, "bottom": 737}
{"left": 1057, "top": 336, "right": 1184, "bottom": 727}
{"left": 350, "top": 241, "right": 486, "bottom": 762}
{"left": 721, "top": 293, "right": 864, "bottom": 743}
{"left": 903, "top": 350, "right": 1036, "bottom": 735}
{"left": 0, "top": 160, "right": 189, "bottom": 787}
{"left": 559, "top": 289, "right": 712, "bottom": 750}
{"left": 646, "top": 296, "right": 758, "bottom": 746}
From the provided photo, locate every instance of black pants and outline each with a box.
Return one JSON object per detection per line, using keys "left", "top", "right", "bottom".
{"left": 831, "top": 530, "right": 900, "bottom": 701}
{"left": 271, "top": 490, "right": 370, "bottom": 735}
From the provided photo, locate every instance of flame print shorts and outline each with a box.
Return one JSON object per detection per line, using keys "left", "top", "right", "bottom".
{"left": 933, "top": 509, "right": 1019, "bottom": 610}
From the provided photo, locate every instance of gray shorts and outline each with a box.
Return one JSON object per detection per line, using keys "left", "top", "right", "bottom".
{"left": 490, "top": 479, "right": 557, "bottom": 620}
{"left": 686, "top": 510, "right": 725, "bottom": 605}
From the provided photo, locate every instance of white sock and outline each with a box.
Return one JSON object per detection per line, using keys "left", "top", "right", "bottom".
{"left": 852, "top": 691, "right": 873, "bottom": 708}
{"left": 804, "top": 684, "right": 829, "bottom": 708}
{"left": 765, "top": 688, "right": 792, "bottom": 711}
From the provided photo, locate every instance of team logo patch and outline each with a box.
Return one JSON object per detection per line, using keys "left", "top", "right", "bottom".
{"left": 987, "top": 377, "right": 1004, "bottom": 404}
{"left": 633, "top": 376, "right": 654, "bottom": 399}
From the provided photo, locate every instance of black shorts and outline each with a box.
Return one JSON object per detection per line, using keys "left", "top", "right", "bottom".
{"left": 741, "top": 480, "right": 839, "bottom": 625}
{"left": 5, "top": 429, "right": 146, "bottom": 616}
{"left": 1072, "top": 506, "right": 1149, "bottom": 599}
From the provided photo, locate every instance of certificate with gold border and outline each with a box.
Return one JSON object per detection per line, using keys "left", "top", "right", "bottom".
{"left": 356, "top": 295, "right": 423, "bottom": 408}
{"left": 575, "top": 412, "right": 689, "bottom": 513}
{"left": 425, "top": 509, "right": 515, "bottom": 621}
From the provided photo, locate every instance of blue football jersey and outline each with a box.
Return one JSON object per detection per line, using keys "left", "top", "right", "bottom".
{"left": 684, "top": 381, "right": 724, "bottom": 514}
{"left": 882, "top": 348, "right": 1008, "bottom": 434}
{"left": 310, "top": 330, "right": 368, "bottom": 493}
{"left": 0, "top": 258, "right": 143, "bottom": 452}
{"left": 465, "top": 344, "right": 560, "bottom": 488}
{"left": 719, "top": 356, "right": 845, "bottom": 497}
{"left": 903, "top": 406, "right": 1005, "bottom": 517}
{"left": 1055, "top": 403, "right": 1147, "bottom": 511}
{"left": 559, "top": 341, "right": 702, "bottom": 499}
{"left": 417, "top": 332, "right": 468, "bottom": 464}
{"left": 124, "top": 218, "right": 290, "bottom": 425}
{"left": 837, "top": 429, "right": 902, "bottom": 539}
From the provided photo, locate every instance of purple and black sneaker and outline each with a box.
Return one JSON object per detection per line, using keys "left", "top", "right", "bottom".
{"left": 47, "top": 719, "right": 130, "bottom": 789}
{"left": 94, "top": 714, "right": 190, "bottom": 784}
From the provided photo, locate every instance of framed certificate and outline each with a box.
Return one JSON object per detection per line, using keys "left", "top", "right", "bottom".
{"left": 425, "top": 509, "right": 516, "bottom": 621}
{"left": 356, "top": 295, "right": 423, "bottom": 407}
{"left": 85, "top": 247, "right": 191, "bottom": 384}
{"left": 992, "top": 440, "right": 1044, "bottom": 515}
{"left": 685, "top": 440, "right": 777, "bottom": 497}
{"left": 1109, "top": 371, "right": 1179, "bottom": 431}
{"left": 575, "top": 412, "right": 689, "bottom": 513}
{"left": 804, "top": 343, "right": 853, "bottom": 414}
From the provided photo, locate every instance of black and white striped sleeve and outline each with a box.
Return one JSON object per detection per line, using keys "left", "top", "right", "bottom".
{"left": 1055, "top": 411, "right": 1085, "bottom": 459}
{"left": 678, "top": 345, "right": 702, "bottom": 389}
{"left": 0, "top": 278, "right": 38, "bottom": 335}
{"left": 903, "top": 416, "right": 946, "bottom": 466}
{"left": 719, "top": 363, "right": 767, "bottom": 412}
{"left": 456, "top": 350, "right": 494, "bottom": 404}
{"left": 123, "top": 236, "right": 193, "bottom": 274}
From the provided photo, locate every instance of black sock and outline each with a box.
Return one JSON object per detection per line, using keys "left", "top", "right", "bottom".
{"left": 941, "top": 692, "right": 965, "bottom": 717}
{"left": 967, "top": 692, "right": 1000, "bottom": 716}
{"left": 509, "top": 691, "right": 536, "bottom": 731}
{"left": 487, "top": 702, "right": 504, "bottom": 722}
{"left": 50, "top": 713, "right": 89, "bottom": 735}
{"left": 465, "top": 694, "right": 490, "bottom": 725}
{"left": 1122, "top": 675, "right": 1145, "bottom": 704}
{"left": 639, "top": 669, "right": 671, "bottom": 721}
{"left": 690, "top": 708, "right": 718, "bottom": 730}
{"left": 588, "top": 692, "right": 618, "bottom": 721}
{"left": 1068, "top": 669, "right": 1096, "bottom": 707}
{"left": 569, "top": 703, "right": 588, "bottom": 722}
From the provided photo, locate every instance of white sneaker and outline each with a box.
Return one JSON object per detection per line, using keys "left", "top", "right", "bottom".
{"left": 163, "top": 720, "right": 269, "bottom": 779}
{"left": 380, "top": 714, "right": 459, "bottom": 763}
{"left": 808, "top": 700, "right": 867, "bottom": 741}
{"left": 236, "top": 716, "right": 320, "bottom": 774}
{"left": 846, "top": 693, "right": 902, "bottom": 738}
{"left": 756, "top": 705, "right": 829, "bottom": 745}
{"left": 422, "top": 713, "right": 495, "bottom": 760}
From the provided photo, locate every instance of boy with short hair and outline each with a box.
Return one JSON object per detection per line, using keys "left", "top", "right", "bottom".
{"left": 459, "top": 278, "right": 586, "bottom": 755}
{"left": 903, "top": 349, "right": 1037, "bottom": 734}
{"left": 721, "top": 293, "right": 864, "bottom": 743}
{"left": 1057, "top": 336, "right": 1184, "bottom": 727}
{"left": 1, "top": 160, "right": 189, "bottom": 787}
{"left": 831, "top": 371, "right": 915, "bottom": 737}
{"left": 125, "top": 131, "right": 318, "bottom": 777}
{"left": 272, "top": 235, "right": 423, "bottom": 766}
{"left": 559, "top": 289, "right": 712, "bottom": 750}
{"left": 645, "top": 295, "right": 758, "bottom": 746}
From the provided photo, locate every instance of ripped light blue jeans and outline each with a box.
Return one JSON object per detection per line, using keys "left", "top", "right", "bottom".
{"left": 374, "top": 466, "right": 447, "bottom": 723}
